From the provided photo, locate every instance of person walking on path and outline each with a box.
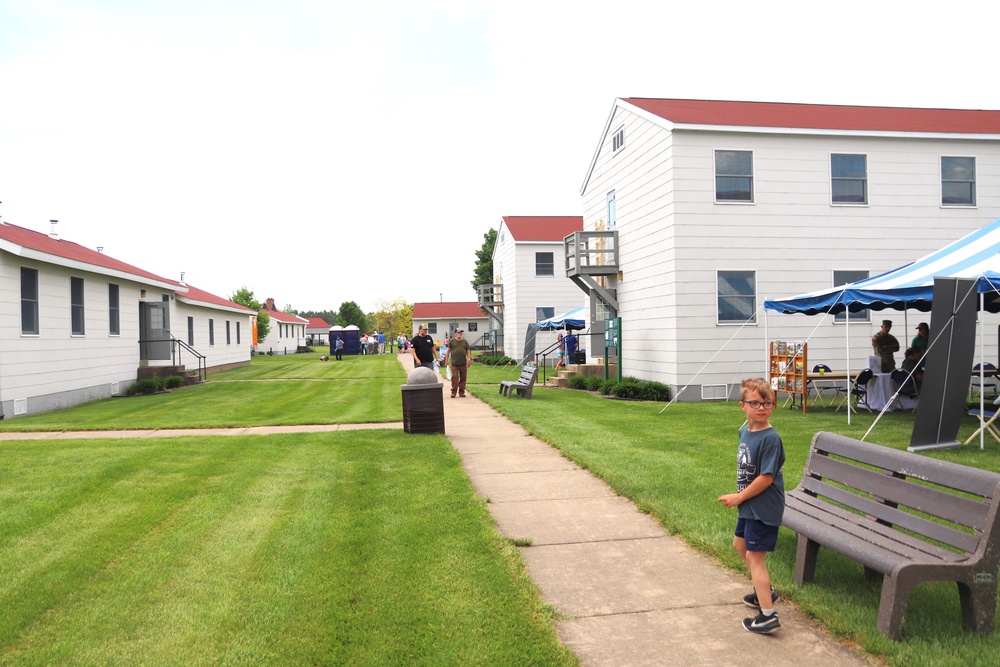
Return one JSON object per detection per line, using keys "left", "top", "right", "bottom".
{"left": 410, "top": 324, "right": 438, "bottom": 370}
{"left": 445, "top": 329, "right": 473, "bottom": 397}
{"left": 718, "top": 377, "right": 786, "bottom": 634}
{"left": 334, "top": 336, "right": 345, "bottom": 361}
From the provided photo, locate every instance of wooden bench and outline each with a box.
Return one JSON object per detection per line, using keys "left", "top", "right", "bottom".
{"left": 499, "top": 366, "right": 538, "bottom": 399}
{"left": 783, "top": 431, "right": 1000, "bottom": 640}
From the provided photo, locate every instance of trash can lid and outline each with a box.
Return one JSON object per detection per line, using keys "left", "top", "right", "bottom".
{"left": 404, "top": 366, "right": 440, "bottom": 386}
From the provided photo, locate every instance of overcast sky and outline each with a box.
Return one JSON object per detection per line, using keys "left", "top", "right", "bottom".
{"left": 3, "top": 1, "right": 1000, "bottom": 313}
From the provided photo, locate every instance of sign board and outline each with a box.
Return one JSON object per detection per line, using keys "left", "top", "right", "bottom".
{"left": 604, "top": 317, "right": 622, "bottom": 382}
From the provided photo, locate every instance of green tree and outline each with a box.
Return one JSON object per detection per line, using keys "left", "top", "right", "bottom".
{"left": 230, "top": 286, "right": 270, "bottom": 342}
{"left": 337, "top": 301, "right": 367, "bottom": 331}
{"left": 471, "top": 228, "right": 497, "bottom": 292}
{"left": 369, "top": 298, "right": 413, "bottom": 339}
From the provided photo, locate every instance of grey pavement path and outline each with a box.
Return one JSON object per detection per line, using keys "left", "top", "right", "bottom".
{"left": 425, "top": 356, "right": 873, "bottom": 667}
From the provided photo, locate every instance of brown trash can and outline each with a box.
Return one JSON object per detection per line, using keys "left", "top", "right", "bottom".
{"left": 401, "top": 366, "right": 445, "bottom": 434}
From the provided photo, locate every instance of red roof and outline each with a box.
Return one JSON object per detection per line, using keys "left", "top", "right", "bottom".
{"left": 305, "top": 317, "right": 331, "bottom": 329}
{"left": 263, "top": 309, "right": 308, "bottom": 324}
{"left": 502, "top": 216, "right": 582, "bottom": 242}
{"left": 175, "top": 283, "right": 255, "bottom": 313}
{"left": 621, "top": 98, "right": 1000, "bottom": 134}
{"left": 0, "top": 221, "right": 174, "bottom": 285}
{"left": 412, "top": 302, "right": 485, "bottom": 319}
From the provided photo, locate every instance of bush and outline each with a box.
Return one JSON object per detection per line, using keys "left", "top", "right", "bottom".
{"left": 563, "top": 373, "right": 670, "bottom": 401}
{"left": 601, "top": 376, "right": 671, "bottom": 401}
{"left": 476, "top": 354, "right": 515, "bottom": 366}
{"left": 164, "top": 375, "right": 186, "bottom": 389}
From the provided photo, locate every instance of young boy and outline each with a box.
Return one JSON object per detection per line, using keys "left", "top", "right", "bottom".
{"left": 717, "top": 378, "right": 786, "bottom": 634}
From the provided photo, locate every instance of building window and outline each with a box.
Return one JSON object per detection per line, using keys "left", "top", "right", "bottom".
{"left": 833, "top": 270, "right": 870, "bottom": 322}
{"left": 71, "top": 276, "right": 85, "bottom": 335}
{"left": 209, "top": 319, "right": 215, "bottom": 346}
{"left": 428, "top": 323, "right": 437, "bottom": 334}
{"left": 21, "top": 267, "right": 39, "bottom": 335}
{"left": 831, "top": 154, "right": 867, "bottom": 204}
{"left": 468, "top": 322, "right": 478, "bottom": 332}
{"left": 715, "top": 150, "right": 753, "bottom": 202}
{"left": 535, "top": 252, "right": 554, "bottom": 276}
{"left": 536, "top": 307, "right": 555, "bottom": 321}
{"left": 236, "top": 321, "right": 241, "bottom": 344}
{"left": 188, "top": 316, "right": 195, "bottom": 345}
{"left": 717, "top": 271, "right": 756, "bottom": 323}
{"left": 612, "top": 126, "right": 625, "bottom": 152}
{"left": 226, "top": 321, "right": 231, "bottom": 345}
{"left": 108, "top": 283, "right": 120, "bottom": 335}
{"left": 607, "top": 190, "right": 616, "bottom": 229}
{"left": 942, "top": 156, "right": 976, "bottom": 206}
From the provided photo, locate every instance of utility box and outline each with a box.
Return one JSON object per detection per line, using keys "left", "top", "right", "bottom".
{"left": 401, "top": 366, "right": 445, "bottom": 434}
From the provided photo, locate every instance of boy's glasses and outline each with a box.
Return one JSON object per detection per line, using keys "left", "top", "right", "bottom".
{"left": 742, "top": 400, "right": 775, "bottom": 409}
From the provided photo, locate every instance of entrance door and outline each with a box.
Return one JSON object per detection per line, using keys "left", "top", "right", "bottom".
{"left": 139, "top": 301, "right": 172, "bottom": 361}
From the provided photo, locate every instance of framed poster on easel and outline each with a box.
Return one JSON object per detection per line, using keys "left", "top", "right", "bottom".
{"left": 769, "top": 340, "right": 808, "bottom": 413}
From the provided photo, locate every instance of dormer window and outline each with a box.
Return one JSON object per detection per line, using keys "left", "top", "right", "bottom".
{"left": 612, "top": 126, "right": 625, "bottom": 152}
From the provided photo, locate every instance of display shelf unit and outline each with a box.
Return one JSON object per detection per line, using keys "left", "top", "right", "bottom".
{"left": 769, "top": 341, "right": 808, "bottom": 413}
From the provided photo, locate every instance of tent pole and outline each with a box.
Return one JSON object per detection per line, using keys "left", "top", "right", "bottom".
{"left": 846, "top": 314, "right": 851, "bottom": 426}
{"left": 763, "top": 296, "right": 769, "bottom": 396}
{"left": 981, "top": 290, "right": 986, "bottom": 450}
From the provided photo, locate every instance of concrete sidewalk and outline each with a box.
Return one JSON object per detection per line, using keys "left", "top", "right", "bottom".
{"left": 429, "top": 359, "right": 871, "bottom": 666}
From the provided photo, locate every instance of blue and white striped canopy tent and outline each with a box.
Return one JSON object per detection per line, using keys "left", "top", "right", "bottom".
{"left": 763, "top": 217, "right": 1000, "bottom": 436}
{"left": 536, "top": 306, "right": 586, "bottom": 330}
{"left": 764, "top": 217, "right": 1000, "bottom": 315}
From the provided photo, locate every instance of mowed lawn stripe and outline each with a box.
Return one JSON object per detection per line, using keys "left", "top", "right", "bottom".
{"left": 0, "top": 433, "right": 576, "bottom": 666}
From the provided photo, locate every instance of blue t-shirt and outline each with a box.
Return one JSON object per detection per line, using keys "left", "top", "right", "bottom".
{"left": 736, "top": 425, "right": 786, "bottom": 526}
{"left": 565, "top": 335, "right": 578, "bottom": 354}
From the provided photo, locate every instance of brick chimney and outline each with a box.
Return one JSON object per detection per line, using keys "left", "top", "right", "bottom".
{"left": 265, "top": 297, "right": 275, "bottom": 311}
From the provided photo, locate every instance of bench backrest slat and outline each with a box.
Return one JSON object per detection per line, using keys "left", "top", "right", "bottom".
{"left": 805, "top": 454, "right": 992, "bottom": 531}
{"left": 813, "top": 432, "right": 1000, "bottom": 498}
{"left": 798, "top": 477, "right": 983, "bottom": 554}
{"left": 520, "top": 368, "right": 536, "bottom": 382}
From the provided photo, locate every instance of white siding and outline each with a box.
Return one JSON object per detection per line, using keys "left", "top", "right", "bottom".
{"left": 0, "top": 259, "right": 143, "bottom": 408}
{"left": 582, "top": 105, "right": 1000, "bottom": 396}
{"left": 493, "top": 220, "right": 587, "bottom": 362}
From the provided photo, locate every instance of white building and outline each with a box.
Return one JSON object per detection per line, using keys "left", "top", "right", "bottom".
{"left": 487, "top": 216, "right": 583, "bottom": 362}
{"left": 577, "top": 98, "right": 1000, "bottom": 399}
{"left": 411, "top": 302, "right": 490, "bottom": 345}
{"left": 0, "top": 221, "right": 254, "bottom": 417}
{"left": 257, "top": 298, "right": 308, "bottom": 354}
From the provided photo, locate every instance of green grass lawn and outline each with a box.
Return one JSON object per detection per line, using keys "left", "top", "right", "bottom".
{"left": 6, "top": 352, "right": 1000, "bottom": 665}
{"left": 0, "top": 429, "right": 576, "bottom": 666}
{"left": 473, "top": 383, "right": 1000, "bottom": 666}
{"left": 0, "top": 354, "right": 409, "bottom": 431}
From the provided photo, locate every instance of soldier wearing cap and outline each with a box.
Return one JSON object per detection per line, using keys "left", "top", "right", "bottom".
{"left": 872, "top": 319, "right": 900, "bottom": 372}
{"left": 410, "top": 323, "right": 438, "bottom": 370}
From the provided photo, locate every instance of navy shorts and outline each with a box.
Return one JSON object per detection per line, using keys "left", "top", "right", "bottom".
{"left": 735, "top": 517, "right": 779, "bottom": 552}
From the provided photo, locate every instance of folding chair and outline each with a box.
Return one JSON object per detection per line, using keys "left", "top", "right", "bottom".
{"left": 809, "top": 364, "right": 845, "bottom": 407}
{"left": 965, "top": 408, "right": 1000, "bottom": 445}
{"left": 970, "top": 363, "right": 1000, "bottom": 401}
{"left": 837, "top": 368, "right": 873, "bottom": 413}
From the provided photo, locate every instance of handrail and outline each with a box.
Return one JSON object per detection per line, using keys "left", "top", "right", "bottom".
{"left": 171, "top": 337, "right": 207, "bottom": 383}
{"left": 136, "top": 336, "right": 208, "bottom": 383}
